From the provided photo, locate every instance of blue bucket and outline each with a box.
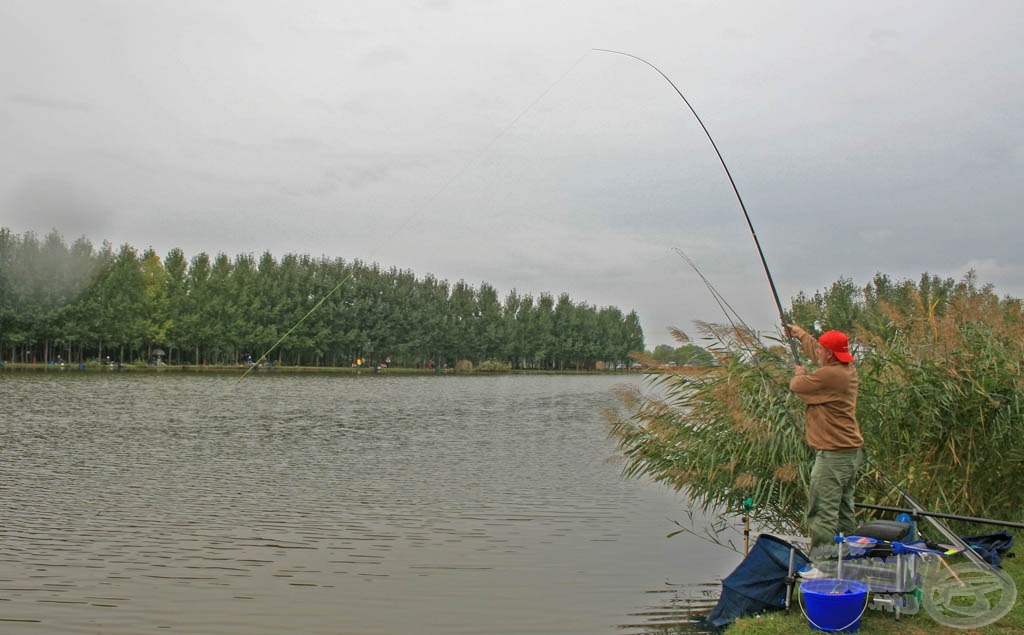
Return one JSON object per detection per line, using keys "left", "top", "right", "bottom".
{"left": 800, "top": 578, "right": 869, "bottom": 632}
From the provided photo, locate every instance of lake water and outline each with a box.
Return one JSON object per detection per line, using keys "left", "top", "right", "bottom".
{"left": 0, "top": 372, "right": 736, "bottom": 634}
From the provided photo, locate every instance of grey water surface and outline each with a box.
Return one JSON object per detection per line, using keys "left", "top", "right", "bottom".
{"left": 1, "top": 372, "right": 733, "bottom": 634}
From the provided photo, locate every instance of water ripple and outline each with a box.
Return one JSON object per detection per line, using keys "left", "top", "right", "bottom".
{"left": 1, "top": 373, "right": 726, "bottom": 634}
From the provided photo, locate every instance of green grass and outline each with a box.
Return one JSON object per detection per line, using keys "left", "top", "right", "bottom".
{"left": 724, "top": 552, "right": 1023, "bottom": 634}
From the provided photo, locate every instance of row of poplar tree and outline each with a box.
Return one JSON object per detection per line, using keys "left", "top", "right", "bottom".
{"left": 0, "top": 229, "right": 645, "bottom": 369}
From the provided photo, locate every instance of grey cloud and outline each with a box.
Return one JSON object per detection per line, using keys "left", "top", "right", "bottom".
{"left": 358, "top": 46, "right": 409, "bottom": 70}
{"left": 9, "top": 94, "right": 92, "bottom": 113}
{"left": 5, "top": 174, "right": 115, "bottom": 239}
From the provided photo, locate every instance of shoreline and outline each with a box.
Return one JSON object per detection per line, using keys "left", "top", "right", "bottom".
{"left": 0, "top": 362, "right": 654, "bottom": 376}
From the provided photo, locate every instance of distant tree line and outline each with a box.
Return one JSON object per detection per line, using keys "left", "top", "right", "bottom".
{"left": 0, "top": 229, "right": 645, "bottom": 369}
{"left": 647, "top": 342, "right": 715, "bottom": 367}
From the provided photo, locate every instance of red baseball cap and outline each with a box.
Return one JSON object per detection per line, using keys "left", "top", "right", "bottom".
{"left": 818, "top": 330, "right": 854, "bottom": 363}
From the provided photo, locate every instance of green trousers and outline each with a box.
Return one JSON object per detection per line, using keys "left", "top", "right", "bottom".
{"left": 807, "top": 448, "right": 864, "bottom": 551}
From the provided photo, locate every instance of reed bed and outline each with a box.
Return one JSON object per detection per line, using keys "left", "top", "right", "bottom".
{"left": 610, "top": 274, "right": 1024, "bottom": 537}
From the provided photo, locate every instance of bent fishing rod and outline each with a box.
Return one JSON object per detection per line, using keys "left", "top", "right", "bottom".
{"left": 597, "top": 50, "right": 1012, "bottom": 571}
{"left": 593, "top": 48, "right": 801, "bottom": 366}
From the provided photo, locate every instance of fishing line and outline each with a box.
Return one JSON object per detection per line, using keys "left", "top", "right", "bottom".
{"left": 672, "top": 247, "right": 759, "bottom": 360}
{"left": 240, "top": 52, "right": 590, "bottom": 380}
{"left": 592, "top": 48, "right": 800, "bottom": 366}
{"left": 672, "top": 247, "right": 752, "bottom": 334}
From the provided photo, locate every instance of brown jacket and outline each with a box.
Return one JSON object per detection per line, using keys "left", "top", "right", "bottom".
{"left": 789, "top": 332, "right": 864, "bottom": 451}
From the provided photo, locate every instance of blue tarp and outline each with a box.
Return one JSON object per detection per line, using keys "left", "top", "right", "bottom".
{"left": 963, "top": 530, "right": 1015, "bottom": 567}
{"left": 703, "top": 534, "right": 809, "bottom": 630}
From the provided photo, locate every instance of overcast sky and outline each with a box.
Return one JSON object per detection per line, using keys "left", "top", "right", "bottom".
{"left": 2, "top": 1, "right": 1021, "bottom": 348}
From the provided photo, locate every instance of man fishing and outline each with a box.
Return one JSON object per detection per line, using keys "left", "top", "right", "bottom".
{"left": 787, "top": 324, "right": 864, "bottom": 552}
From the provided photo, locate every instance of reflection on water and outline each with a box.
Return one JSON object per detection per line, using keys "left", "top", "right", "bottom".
{"left": 619, "top": 581, "right": 720, "bottom": 633}
{"left": 1, "top": 373, "right": 733, "bottom": 634}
